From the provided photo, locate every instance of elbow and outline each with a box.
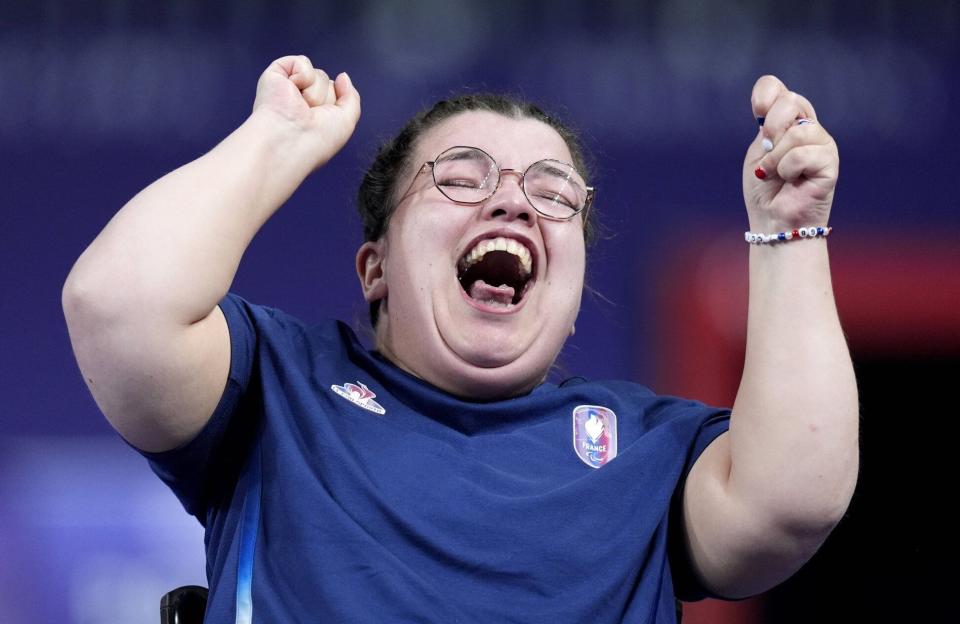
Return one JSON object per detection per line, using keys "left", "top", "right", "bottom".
{"left": 739, "top": 451, "right": 859, "bottom": 565}
{"left": 773, "top": 462, "right": 859, "bottom": 552}
{"left": 63, "top": 265, "right": 90, "bottom": 317}
{"left": 63, "top": 265, "right": 109, "bottom": 329}
{"left": 717, "top": 491, "right": 856, "bottom": 599}
{"left": 63, "top": 242, "right": 146, "bottom": 324}
{"left": 814, "top": 445, "right": 860, "bottom": 530}
{"left": 774, "top": 424, "right": 862, "bottom": 540}
{"left": 62, "top": 267, "right": 92, "bottom": 330}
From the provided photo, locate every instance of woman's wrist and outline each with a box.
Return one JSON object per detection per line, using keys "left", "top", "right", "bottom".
{"left": 240, "top": 110, "right": 325, "bottom": 179}
{"left": 745, "top": 225, "right": 832, "bottom": 244}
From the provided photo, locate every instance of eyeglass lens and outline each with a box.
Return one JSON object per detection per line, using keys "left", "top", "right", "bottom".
{"left": 431, "top": 147, "right": 587, "bottom": 219}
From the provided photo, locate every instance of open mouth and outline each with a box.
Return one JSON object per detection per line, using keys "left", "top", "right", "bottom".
{"left": 457, "top": 236, "right": 535, "bottom": 308}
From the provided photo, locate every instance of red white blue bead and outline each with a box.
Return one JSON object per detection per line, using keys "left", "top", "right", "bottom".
{"left": 745, "top": 226, "right": 832, "bottom": 245}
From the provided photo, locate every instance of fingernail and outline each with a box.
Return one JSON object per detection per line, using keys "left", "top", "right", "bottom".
{"left": 757, "top": 116, "right": 765, "bottom": 126}
{"left": 761, "top": 137, "right": 774, "bottom": 152}
{"left": 754, "top": 166, "right": 767, "bottom": 180}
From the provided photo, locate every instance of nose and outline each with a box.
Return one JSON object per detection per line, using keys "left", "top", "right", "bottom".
{"left": 480, "top": 169, "right": 536, "bottom": 226}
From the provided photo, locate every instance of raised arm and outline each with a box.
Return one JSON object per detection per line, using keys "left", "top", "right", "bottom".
{"left": 679, "top": 76, "right": 859, "bottom": 598}
{"left": 62, "top": 56, "right": 361, "bottom": 452}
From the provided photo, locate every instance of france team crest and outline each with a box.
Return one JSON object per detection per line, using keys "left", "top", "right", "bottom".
{"left": 572, "top": 405, "right": 618, "bottom": 468}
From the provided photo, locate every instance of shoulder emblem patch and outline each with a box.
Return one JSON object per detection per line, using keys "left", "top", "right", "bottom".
{"left": 572, "top": 405, "right": 618, "bottom": 468}
{"left": 331, "top": 381, "right": 386, "bottom": 415}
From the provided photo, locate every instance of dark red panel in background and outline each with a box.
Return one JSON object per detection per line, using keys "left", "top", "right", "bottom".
{"left": 653, "top": 235, "right": 959, "bottom": 623}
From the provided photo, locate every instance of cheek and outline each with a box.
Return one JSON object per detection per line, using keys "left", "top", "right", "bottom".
{"left": 385, "top": 211, "right": 463, "bottom": 286}
{"left": 545, "top": 227, "right": 587, "bottom": 279}
{"left": 539, "top": 233, "right": 585, "bottom": 326}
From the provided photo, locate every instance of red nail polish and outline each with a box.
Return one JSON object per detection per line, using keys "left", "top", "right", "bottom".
{"left": 754, "top": 166, "right": 767, "bottom": 180}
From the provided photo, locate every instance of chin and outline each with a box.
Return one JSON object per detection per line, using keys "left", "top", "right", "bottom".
{"left": 425, "top": 334, "right": 562, "bottom": 401}
{"left": 375, "top": 282, "right": 578, "bottom": 401}
{"left": 432, "top": 361, "right": 547, "bottom": 401}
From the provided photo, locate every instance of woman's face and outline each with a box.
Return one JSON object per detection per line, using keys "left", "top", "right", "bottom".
{"left": 357, "top": 110, "right": 587, "bottom": 400}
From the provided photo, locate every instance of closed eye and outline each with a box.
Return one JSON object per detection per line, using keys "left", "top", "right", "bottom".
{"left": 438, "top": 177, "right": 483, "bottom": 189}
{"left": 534, "top": 191, "right": 576, "bottom": 208}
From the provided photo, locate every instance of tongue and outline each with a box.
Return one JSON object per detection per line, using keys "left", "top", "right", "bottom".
{"left": 468, "top": 279, "right": 516, "bottom": 305}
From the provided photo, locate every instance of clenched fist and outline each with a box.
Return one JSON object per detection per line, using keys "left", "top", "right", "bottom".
{"left": 743, "top": 76, "right": 839, "bottom": 233}
{"left": 252, "top": 55, "right": 362, "bottom": 171}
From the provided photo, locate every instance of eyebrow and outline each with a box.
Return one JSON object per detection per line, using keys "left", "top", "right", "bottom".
{"left": 435, "top": 148, "right": 490, "bottom": 164}
{"left": 538, "top": 163, "right": 575, "bottom": 178}
{"left": 535, "top": 163, "right": 586, "bottom": 191}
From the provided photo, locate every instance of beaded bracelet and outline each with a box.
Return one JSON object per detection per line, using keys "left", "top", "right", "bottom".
{"left": 744, "top": 226, "right": 832, "bottom": 244}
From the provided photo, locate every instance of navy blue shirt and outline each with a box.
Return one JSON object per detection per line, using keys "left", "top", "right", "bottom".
{"left": 140, "top": 293, "right": 731, "bottom": 623}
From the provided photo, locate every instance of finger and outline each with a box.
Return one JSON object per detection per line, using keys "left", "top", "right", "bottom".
{"left": 287, "top": 55, "right": 317, "bottom": 91}
{"left": 751, "top": 75, "right": 788, "bottom": 123}
{"left": 267, "top": 55, "right": 304, "bottom": 75}
{"left": 776, "top": 144, "right": 838, "bottom": 183}
{"left": 300, "top": 68, "right": 332, "bottom": 107}
{"left": 326, "top": 77, "right": 337, "bottom": 106}
{"left": 758, "top": 122, "right": 832, "bottom": 173}
{"left": 258, "top": 55, "right": 304, "bottom": 91}
{"left": 333, "top": 72, "right": 362, "bottom": 124}
{"left": 762, "top": 91, "right": 818, "bottom": 150}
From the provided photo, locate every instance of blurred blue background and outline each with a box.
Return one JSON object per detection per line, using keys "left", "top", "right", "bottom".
{"left": 1, "top": 1, "right": 958, "bottom": 621}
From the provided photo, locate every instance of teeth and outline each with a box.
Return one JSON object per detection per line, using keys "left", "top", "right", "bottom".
{"left": 460, "top": 236, "right": 533, "bottom": 276}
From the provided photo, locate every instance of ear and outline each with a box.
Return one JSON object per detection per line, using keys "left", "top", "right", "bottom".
{"left": 356, "top": 240, "right": 388, "bottom": 303}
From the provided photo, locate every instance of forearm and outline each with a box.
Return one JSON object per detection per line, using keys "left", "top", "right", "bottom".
{"left": 65, "top": 110, "right": 312, "bottom": 326}
{"left": 728, "top": 239, "right": 859, "bottom": 533}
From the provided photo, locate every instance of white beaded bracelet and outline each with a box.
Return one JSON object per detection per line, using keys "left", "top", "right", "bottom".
{"left": 744, "top": 226, "right": 832, "bottom": 244}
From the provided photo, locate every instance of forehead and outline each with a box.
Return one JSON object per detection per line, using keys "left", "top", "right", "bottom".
{"left": 413, "top": 110, "right": 574, "bottom": 170}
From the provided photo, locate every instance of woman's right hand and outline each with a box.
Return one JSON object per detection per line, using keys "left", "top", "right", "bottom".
{"left": 252, "top": 55, "right": 361, "bottom": 171}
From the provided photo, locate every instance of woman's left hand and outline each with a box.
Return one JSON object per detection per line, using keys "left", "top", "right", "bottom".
{"left": 743, "top": 75, "right": 839, "bottom": 233}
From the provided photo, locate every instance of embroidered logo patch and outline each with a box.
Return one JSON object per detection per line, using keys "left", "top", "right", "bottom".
{"left": 572, "top": 405, "right": 618, "bottom": 468}
{"left": 331, "top": 381, "right": 386, "bottom": 415}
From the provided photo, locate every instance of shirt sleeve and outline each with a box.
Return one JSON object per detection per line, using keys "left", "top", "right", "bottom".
{"left": 662, "top": 400, "right": 733, "bottom": 602}
{"left": 131, "top": 292, "right": 259, "bottom": 524}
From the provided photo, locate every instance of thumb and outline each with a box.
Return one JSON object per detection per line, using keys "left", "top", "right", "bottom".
{"left": 750, "top": 75, "right": 788, "bottom": 122}
{"left": 333, "top": 72, "right": 361, "bottom": 125}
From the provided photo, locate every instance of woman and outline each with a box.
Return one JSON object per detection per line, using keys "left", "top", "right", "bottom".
{"left": 63, "top": 55, "right": 858, "bottom": 623}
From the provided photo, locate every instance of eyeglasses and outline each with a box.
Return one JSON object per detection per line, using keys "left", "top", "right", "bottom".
{"left": 403, "top": 145, "right": 594, "bottom": 221}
